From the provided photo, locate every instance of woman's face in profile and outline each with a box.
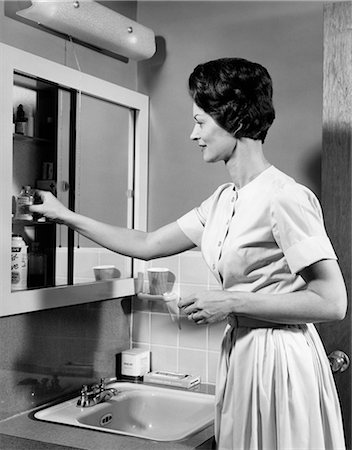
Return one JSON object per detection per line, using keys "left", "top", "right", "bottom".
{"left": 190, "top": 103, "right": 237, "bottom": 164}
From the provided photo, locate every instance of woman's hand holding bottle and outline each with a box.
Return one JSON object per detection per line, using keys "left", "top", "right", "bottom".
{"left": 29, "top": 191, "right": 72, "bottom": 224}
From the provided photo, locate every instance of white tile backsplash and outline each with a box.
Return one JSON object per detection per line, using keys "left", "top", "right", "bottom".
{"left": 151, "top": 313, "right": 178, "bottom": 347}
{"left": 178, "top": 348, "right": 207, "bottom": 381}
{"left": 132, "top": 250, "right": 221, "bottom": 384}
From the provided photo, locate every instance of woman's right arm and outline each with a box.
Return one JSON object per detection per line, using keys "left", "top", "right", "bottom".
{"left": 30, "top": 191, "right": 195, "bottom": 260}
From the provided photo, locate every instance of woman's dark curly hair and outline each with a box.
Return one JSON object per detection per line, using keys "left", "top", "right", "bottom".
{"left": 189, "top": 58, "right": 275, "bottom": 143}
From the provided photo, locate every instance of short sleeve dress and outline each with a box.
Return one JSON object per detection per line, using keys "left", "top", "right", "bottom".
{"left": 177, "top": 166, "right": 345, "bottom": 450}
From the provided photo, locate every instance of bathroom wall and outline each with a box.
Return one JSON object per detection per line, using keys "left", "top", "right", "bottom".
{"left": 0, "top": 0, "right": 138, "bottom": 420}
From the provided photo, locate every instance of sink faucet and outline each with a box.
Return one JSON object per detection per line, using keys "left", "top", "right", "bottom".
{"left": 77, "top": 378, "right": 118, "bottom": 407}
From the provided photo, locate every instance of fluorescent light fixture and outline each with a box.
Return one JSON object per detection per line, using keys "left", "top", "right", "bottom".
{"left": 17, "top": 0, "right": 156, "bottom": 61}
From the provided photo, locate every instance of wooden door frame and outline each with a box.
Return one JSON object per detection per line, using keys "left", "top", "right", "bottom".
{"left": 320, "top": 3, "right": 352, "bottom": 448}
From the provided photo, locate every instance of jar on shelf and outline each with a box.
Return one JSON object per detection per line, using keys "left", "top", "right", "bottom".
{"left": 16, "top": 186, "right": 34, "bottom": 221}
{"left": 11, "top": 235, "right": 28, "bottom": 291}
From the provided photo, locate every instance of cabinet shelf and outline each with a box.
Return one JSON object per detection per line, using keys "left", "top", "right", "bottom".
{"left": 13, "top": 133, "right": 51, "bottom": 144}
{"left": 12, "top": 218, "right": 53, "bottom": 226}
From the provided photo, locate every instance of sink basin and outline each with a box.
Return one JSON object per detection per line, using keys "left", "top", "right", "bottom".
{"left": 34, "top": 381, "right": 214, "bottom": 441}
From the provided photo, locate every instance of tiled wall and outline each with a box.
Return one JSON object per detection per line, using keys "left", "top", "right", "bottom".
{"left": 132, "top": 250, "right": 226, "bottom": 384}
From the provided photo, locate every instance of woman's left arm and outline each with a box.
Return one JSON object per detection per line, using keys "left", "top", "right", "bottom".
{"left": 178, "top": 259, "right": 347, "bottom": 325}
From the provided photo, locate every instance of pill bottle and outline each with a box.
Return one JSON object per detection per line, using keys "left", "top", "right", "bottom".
{"left": 16, "top": 186, "right": 34, "bottom": 221}
{"left": 11, "top": 235, "right": 28, "bottom": 291}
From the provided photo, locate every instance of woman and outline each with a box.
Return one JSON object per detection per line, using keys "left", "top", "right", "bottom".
{"left": 30, "top": 58, "right": 347, "bottom": 449}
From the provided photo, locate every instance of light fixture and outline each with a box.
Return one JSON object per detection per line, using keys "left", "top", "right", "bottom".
{"left": 16, "top": 0, "right": 156, "bottom": 61}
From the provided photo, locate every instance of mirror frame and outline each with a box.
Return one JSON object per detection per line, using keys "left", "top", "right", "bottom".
{"left": 0, "top": 43, "right": 148, "bottom": 317}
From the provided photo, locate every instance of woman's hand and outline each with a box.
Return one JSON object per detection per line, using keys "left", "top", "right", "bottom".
{"left": 29, "top": 190, "right": 72, "bottom": 224}
{"left": 178, "top": 290, "right": 233, "bottom": 324}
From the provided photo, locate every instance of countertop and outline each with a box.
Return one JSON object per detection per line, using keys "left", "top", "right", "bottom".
{"left": 0, "top": 383, "right": 215, "bottom": 450}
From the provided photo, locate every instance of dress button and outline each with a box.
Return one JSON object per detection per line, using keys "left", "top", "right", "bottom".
{"left": 226, "top": 220, "right": 230, "bottom": 225}
{"left": 231, "top": 197, "right": 235, "bottom": 203}
{"left": 212, "top": 264, "right": 216, "bottom": 270}
{"left": 218, "top": 241, "right": 222, "bottom": 247}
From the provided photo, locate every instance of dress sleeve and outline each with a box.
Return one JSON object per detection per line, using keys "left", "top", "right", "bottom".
{"left": 271, "top": 183, "right": 337, "bottom": 274}
{"left": 177, "top": 187, "right": 220, "bottom": 247}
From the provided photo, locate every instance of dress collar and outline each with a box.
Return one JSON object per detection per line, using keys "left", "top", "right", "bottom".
{"left": 232, "top": 165, "right": 275, "bottom": 194}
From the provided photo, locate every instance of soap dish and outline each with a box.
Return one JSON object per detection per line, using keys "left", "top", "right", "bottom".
{"left": 144, "top": 371, "right": 201, "bottom": 388}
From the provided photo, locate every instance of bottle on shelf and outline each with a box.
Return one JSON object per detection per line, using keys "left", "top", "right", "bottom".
{"left": 15, "top": 104, "right": 27, "bottom": 135}
{"left": 11, "top": 235, "right": 28, "bottom": 291}
{"left": 15, "top": 186, "right": 34, "bottom": 221}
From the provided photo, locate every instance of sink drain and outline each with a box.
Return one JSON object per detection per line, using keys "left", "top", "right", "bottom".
{"left": 100, "top": 413, "right": 113, "bottom": 426}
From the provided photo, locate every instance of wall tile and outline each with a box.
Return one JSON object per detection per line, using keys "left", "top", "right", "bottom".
{"left": 178, "top": 348, "right": 207, "bottom": 381}
{"left": 150, "top": 313, "right": 178, "bottom": 347}
{"left": 208, "top": 351, "right": 220, "bottom": 384}
{"left": 132, "top": 311, "right": 150, "bottom": 343}
{"left": 150, "top": 345, "right": 178, "bottom": 373}
{"left": 178, "top": 316, "right": 207, "bottom": 350}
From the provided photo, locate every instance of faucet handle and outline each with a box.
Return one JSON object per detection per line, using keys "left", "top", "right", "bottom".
{"left": 99, "top": 378, "right": 107, "bottom": 391}
{"left": 99, "top": 377, "right": 116, "bottom": 389}
{"left": 77, "top": 385, "right": 89, "bottom": 407}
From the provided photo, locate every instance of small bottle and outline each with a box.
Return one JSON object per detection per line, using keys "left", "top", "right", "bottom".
{"left": 16, "top": 186, "right": 34, "bottom": 221}
{"left": 11, "top": 235, "right": 28, "bottom": 291}
{"left": 15, "top": 104, "right": 27, "bottom": 135}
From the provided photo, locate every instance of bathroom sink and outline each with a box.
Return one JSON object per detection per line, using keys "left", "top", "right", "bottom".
{"left": 34, "top": 381, "right": 215, "bottom": 441}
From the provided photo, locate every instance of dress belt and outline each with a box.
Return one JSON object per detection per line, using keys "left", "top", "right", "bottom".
{"left": 227, "top": 314, "right": 290, "bottom": 329}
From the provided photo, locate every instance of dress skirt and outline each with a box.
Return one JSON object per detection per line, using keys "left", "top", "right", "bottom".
{"left": 215, "top": 318, "right": 346, "bottom": 450}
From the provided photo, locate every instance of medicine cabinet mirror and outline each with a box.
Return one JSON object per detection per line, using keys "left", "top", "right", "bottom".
{"left": 0, "top": 43, "right": 149, "bottom": 317}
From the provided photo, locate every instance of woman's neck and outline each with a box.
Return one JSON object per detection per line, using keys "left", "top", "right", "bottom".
{"left": 225, "top": 138, "right": 271, "bottom": 190}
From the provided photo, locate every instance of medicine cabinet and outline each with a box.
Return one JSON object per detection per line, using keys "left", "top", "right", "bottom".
{"left": 0, "top": 43, "right": 149, "bottom": 317}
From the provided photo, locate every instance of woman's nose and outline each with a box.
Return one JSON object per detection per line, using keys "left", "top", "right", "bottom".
{"left": 190, "top": 124, "right": 199, "bottom": 141}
